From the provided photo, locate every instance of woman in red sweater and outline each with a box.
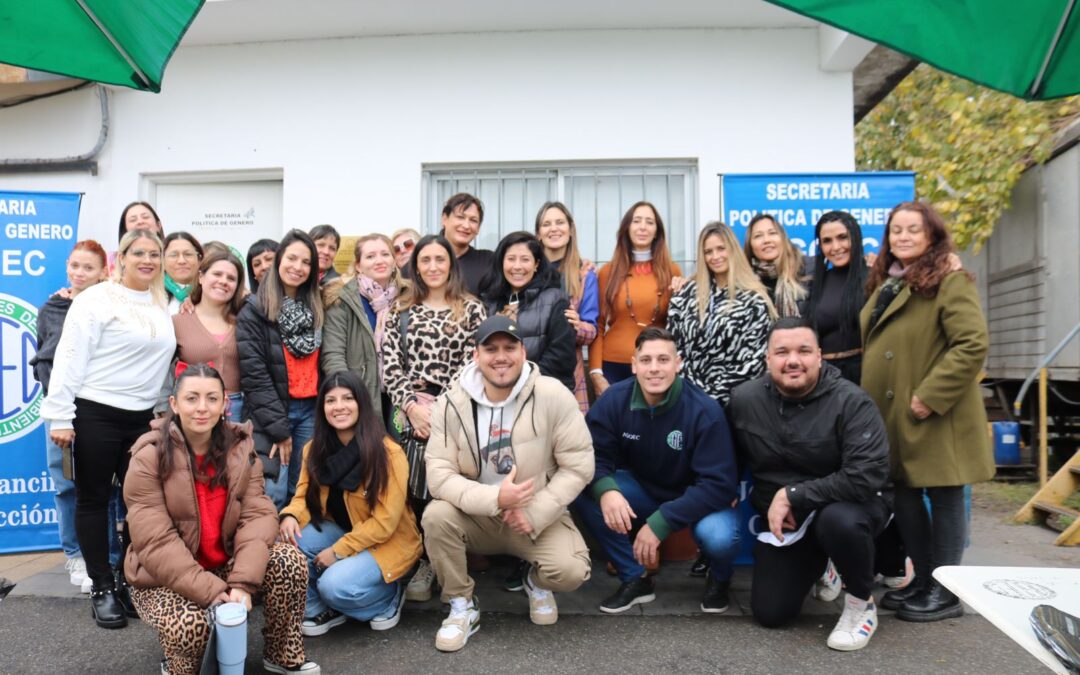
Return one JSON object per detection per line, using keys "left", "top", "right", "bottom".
{"left": 589, "top": 201, "right": 681, "bottom": 397}
{"left": 125, "top": 365, "right": 318, "bottom": 675}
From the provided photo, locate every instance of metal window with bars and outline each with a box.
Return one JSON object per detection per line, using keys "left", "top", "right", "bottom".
{"left": 421, "top": 161, "right": 698, "bottom": 269}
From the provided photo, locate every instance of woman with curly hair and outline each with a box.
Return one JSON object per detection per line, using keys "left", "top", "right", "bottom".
{"left": 861, "top": 201, "right": 992, "bottom": 623}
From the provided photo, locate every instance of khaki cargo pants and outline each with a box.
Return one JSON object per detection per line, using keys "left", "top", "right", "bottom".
{"left": 422, "top": 499, "right": 592, "bottom": 602}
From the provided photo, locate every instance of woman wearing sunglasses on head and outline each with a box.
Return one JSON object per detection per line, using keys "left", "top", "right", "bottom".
{"left": 391, "top": 228, "right": 421, "bottom": 280}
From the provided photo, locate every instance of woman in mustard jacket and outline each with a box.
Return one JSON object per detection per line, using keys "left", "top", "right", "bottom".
{"left": 279, "top": 371, "right": 421, "bottom": 637}
{"left": 861, "top": 201, "right": 992, "bottom": 623}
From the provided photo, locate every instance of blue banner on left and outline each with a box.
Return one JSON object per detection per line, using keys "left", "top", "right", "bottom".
{"left": 0, "top": 191, "right": 81, "bottom": 553}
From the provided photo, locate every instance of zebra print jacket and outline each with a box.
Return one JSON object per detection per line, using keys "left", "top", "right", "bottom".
{"left": 667, "top": 279, "right": 772, "bottom": 407}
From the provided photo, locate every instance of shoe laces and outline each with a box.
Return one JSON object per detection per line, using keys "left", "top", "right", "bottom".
{"left": 447, "top": 597, "right": 472, "bottom": 619}
{"left": 416, "top": 561, "right": 435, "bottom": 583}
{"left": 836, "top": 596, "right": 871, "bottom": 632}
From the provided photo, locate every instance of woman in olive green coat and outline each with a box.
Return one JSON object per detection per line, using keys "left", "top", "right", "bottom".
{"left": 321, "top": 235, "right": 407, "bottom": 421}
{"left": 860, "top": 201, "right": 992, "bottom": 624}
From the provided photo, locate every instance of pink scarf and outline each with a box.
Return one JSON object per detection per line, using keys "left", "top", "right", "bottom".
{"left": 356, "top": 275, "right": 398, "bottom": 372}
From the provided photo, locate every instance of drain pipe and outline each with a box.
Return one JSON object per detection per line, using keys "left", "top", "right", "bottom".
{"left": 1014, "top": 320, "right": 1080, "bottom": 415}
{"left": 0, "top": 84, "right": 109, "bottom": 175}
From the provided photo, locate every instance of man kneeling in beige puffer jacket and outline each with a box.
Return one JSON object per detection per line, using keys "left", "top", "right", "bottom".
{"left": 423, "top": 315, "right": 594, "bottom": 653}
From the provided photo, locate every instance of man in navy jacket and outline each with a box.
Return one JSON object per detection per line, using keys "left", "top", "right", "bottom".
{"left": 574, "top": 327, "right": 740, "bottom": 614}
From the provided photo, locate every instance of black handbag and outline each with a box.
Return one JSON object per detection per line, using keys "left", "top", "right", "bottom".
{"left": 387, "top": 309, "right": 411, "bottom": 444}
{"left": 199, "top": 606, "right": 219, "bottom": 675}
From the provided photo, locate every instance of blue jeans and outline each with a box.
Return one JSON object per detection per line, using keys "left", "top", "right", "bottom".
{"left": 265, "top": 398, "right": 316, "bottom": 509}
{"left": 226, "top": 392, "right": 244, "bottom": 423}
{"left": 297, "top": 521, "right": 397, "bottom": 621}
{"left": 574, "top": 469, "right": 740, "bottom": 583}
{"left": 46, "top": 428, "right": 79, "bottom": 557}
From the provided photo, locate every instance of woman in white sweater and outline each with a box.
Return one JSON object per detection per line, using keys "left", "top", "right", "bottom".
{"left": 42, "top": 228, "right": 176, "bottom": 630}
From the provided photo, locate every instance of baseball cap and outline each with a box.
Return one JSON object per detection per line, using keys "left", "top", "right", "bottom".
{"left": 474, "top": 315, "right": 522, "bottom": 345}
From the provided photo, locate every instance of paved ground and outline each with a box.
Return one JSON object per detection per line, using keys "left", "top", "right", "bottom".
{"left": 0, "top": 504, "right": 1072, "bottom": 673}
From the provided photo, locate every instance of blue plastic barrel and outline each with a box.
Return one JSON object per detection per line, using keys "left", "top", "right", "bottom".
{"left": 992, "top": 421, "right": 1021, "bottom": 465}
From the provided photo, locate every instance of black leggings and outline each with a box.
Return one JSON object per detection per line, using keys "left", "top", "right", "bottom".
{"left": 72, "top": 398, "right": 153, "bottom": 587}
{"left": 892, "top": 485, "right": 966, "bottom": 581}
{"left": 751, "top": 498, "right": 890, "bottom": 628}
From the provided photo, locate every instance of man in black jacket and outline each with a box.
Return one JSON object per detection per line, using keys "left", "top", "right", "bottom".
{"left": 728, "top": 317, "right": 890, "bottom": 652}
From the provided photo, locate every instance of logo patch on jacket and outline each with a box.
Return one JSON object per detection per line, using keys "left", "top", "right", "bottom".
{"left": 667, "top": 430, "right": 684, "bottom": 451}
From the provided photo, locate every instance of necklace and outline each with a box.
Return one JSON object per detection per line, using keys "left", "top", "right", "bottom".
{"left": 625, "top": 275, "right": 661, "bottom": 328}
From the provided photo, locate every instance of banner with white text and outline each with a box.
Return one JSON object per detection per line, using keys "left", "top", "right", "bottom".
{"left": 0, "top": 191, "right": 81, "bottom": 552}
{"left": 720, "top": 172, "right": 916, "bottom": 256}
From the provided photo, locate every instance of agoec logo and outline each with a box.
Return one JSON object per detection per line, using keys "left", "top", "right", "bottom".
{"left": 0, "top": 293, "right": 42, "bottom": 442}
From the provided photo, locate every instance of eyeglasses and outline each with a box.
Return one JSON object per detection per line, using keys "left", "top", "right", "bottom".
{"left": 165, "top": 251, "right": 200, "bottom": 261}
{"left": 127, "top": 249, "right": 162, "bottom": 261}
{"left": 394, "top": 239, "right": 416, "bottom": 255}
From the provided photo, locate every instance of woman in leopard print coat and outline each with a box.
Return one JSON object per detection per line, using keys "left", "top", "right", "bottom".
{"left": 125, "top": 364, "right": 317, "bottom": 675}
{"left": 667, "top": 221, "right": 776, "bottom": 408}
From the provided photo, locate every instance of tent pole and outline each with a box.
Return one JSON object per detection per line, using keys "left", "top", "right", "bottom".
{"left": 1030, "top": 0, "right": 1078, "bottom": 97}
{"left": 72, "top": 0, "right": 153, "bottom": 89}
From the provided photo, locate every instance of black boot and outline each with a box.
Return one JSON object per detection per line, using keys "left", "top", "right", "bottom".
{"left": 89, "top": 581, "right": 128, "bottom": 629}
{"left": 896, "top": 581, "right": 963, "bottom": 622}
{"left": 880, "top": 576, "right": 927, "bottom": 611}
{"left": 113, "top": 568, "right": 138, "bottom": 619}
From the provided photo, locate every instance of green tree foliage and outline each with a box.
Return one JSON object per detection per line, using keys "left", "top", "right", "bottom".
{"left": 856, "top": 64, "right": 1080, "bottom": 250}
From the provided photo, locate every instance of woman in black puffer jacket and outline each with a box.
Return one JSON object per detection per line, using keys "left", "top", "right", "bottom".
{"left": 482, "top": 232, "right": 576, "bottom": 391}
{"left": 237, "top": 229, "right": 324, "bottom": 511}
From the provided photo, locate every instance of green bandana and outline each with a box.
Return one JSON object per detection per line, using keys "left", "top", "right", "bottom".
{"left": 164, "top": 274, "right": 192, "bottom": 302}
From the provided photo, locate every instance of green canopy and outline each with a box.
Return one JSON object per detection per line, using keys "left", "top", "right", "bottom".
{"left": 0, "top": 0, "right": 204, "bottom": 93}
{"left": 764, "top": 0, "right": 1080, "bottom": 100}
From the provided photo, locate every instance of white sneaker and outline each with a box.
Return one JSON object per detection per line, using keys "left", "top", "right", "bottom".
{"left": 80, "top": 576, "right": 93, "bottom": 594}
{"left": 406, "top": 560, "right": 436, "bottom": 602}
{"left": 435, "top": 596, "right": 480, "bottom": 652}
{"left": 370, "top": 583, "right": 405, "bottom": 631}
{"left": 827, "top": 593, "right": 877, "bottom": 652}
{"left": 880, "top": 557, "right": 914, "bottom": 589}
{"left": 66, "top": 557, "right": 88, "bottom": 587}
{"left": 262, "top": 658, "right": 320, "bottom": 673}
{"left": 812, "top": 560, "right": 842, "bottom": 602}
{"left": 522, "top": 565, "right": 558, "bottom": 626}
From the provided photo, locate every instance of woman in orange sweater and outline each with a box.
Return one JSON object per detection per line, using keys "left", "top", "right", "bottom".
{"left": 589, "top": 201, "right": 681, "bottom": 397}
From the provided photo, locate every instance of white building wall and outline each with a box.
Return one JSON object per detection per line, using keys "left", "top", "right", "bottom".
{"left": 0, "top": 27, "right": 855, "bottom": 246}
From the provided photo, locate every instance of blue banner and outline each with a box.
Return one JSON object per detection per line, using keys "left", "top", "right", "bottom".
{"left": 720, "top": 172, "right": 916, "bottom": 256}
{"left": 0, "top": 191, "right": 81, "bottom": 553}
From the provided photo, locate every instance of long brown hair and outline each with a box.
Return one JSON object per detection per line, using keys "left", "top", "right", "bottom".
{"left": 534, "top": 201, "right": 583, "bottom": 301}
{"left": 866, "top": 201, "right": 971, "bottom": 298}
{"left": 395, "top": 234, "right": 471, "bottom": 321}
{"left": 602, "top": 201, "right": 676, "bottom": 317}
{"left": 158, "top": 364, "right": 241, "bottom": 489}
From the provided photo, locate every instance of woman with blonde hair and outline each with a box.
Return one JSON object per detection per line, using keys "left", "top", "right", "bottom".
{"left": 669, "top": 221, "right": 775, "bottom": 407}
{"left": 323, "top": 233, "right": 409, "bottom": 418}
{"left": 390, "top": 228, "right": 421, "bottom": 275}
{"left": 535, "top": 202, "right": 600, "bottom": 411}
{"left": 589, "top": 201, "right": 681, "bottom": 397}
{"left": 744, "top": 214, "right": 808, "bottom": 318}
{"left": 42, "top": 228, "right": 176, "bottom": 629}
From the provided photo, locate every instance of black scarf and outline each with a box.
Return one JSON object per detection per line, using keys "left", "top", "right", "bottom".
{"left": 278, "top": 295, "right": 321, "bottom": 357}
{"left": 867, "top": 277, "right": 905, "bottom": 333}
{"left": 317, "top": 436, "right": 365, "bottom": 492}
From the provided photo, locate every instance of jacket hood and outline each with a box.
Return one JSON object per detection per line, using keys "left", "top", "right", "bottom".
{"left": 42, "top": 294, "right": 73, "bottom": 312}
{"left": 459, "top": 360, "right": 534, "bottom": 408}
{"left": 765, "top": 360, "right": 843, "bottom": 404}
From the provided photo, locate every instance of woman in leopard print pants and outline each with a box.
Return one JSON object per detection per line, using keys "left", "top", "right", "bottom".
{"left": 125, "top": 365, "right": 317, "bottom": 674}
